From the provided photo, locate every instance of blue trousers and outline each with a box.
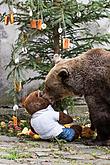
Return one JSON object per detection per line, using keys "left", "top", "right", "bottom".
{"left": 57, "top": 128, "right": 75, "bottom": 142}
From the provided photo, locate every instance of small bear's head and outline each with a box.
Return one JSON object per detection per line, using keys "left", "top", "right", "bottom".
{"left": 22, "top": 90, "right": 50, "bottom": 115}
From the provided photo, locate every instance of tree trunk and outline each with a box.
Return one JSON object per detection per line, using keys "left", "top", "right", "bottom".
{"left": 53, "top": 0, "right": 62, "bottom": 54}
{"left": 53, "top": 25, "right": 60, "bottom": 54}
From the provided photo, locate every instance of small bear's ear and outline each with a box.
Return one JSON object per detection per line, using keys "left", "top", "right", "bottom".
{"left": 53, "top": 54, "right": 62, "bottom": 64}
{"left": 35, "top": 90, "right": 43, "bottom": 97}
{"left": 37, "top": 90, "right": 41, "bottom": 97}
{"left": 58, "top": 68, "right": 69, "bottom": 78}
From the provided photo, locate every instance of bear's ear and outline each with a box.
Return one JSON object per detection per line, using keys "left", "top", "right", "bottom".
{"left": 58, "top": 68, "right": 69, "bottom": 78}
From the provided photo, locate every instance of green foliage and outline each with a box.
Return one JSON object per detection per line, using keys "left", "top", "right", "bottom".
{"left": 4, "top": 0, "right": 110, "bottom": 81}
{"left": 53, "top": 97, "right": 75, "bottom": 112}
{"left": 1, "top": 0, "right": 110, "bottom": 109}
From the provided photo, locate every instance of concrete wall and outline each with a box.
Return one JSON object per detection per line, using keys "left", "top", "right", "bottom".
{"left": 0, "top": 5, "right": 41, "bottom": 106}
{"left": 0, "top": 22, "right": 41, "bottom": 106}
{"left": 0, "top": 21, "right": 41, "bottom": 106}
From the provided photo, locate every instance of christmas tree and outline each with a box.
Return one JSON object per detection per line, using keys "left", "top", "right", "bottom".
{"left": 0, "top": 0, "right": 110, "bottom": 108}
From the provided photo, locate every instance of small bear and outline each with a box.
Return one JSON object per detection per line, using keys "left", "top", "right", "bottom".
{"left": 22, "top": 90, "right": 82, "bottom": 142}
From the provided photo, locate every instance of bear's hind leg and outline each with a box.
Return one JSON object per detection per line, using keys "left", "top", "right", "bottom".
{"left": 96, "top": 121, "right": 110, "bottom": 141}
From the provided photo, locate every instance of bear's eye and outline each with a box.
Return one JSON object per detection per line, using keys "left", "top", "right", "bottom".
{"left": 35, "top": 93, "right": 38, "bottom": 97}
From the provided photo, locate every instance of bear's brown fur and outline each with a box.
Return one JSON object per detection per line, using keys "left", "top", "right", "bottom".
{"left": 44, "top": 48, "right": 110, "bottom": 145}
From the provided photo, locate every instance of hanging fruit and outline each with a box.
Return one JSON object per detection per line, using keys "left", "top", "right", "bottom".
{"left": 4, "top": 15, "right": 10, "bottom": 25}
{"left": 37, "top": 19, "right": 42, "bottom": 30}
{"left": 63, "top": 38, "right": 70, "bottom": 49}
{"left": 10, "top": 12, "right": 14, "bottom": 24}
{"left": 30, "top": 19, "right": 37, "bottom": 29}
{"left": 14, "top": 80, "right": 22, "bottom": 92}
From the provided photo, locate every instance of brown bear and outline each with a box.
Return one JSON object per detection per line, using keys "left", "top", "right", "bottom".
{"left": 44, "top": 48, "right": 110, "bottom": 145}
{"left": 22, "top": 90, "right": 82, "bottom": 141}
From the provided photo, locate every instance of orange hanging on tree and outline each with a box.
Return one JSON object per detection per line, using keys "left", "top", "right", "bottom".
{"left": 4, "top": 15, "right": 10, "bottom": 25}
{"left": 30, "top": 19, "right": 37, "bottom": 29}
{"left": 37, "top": 19, "right": 42, "bottom": 30}
{"left": 10, "top": 12, "right": 14, "bottom": 24}
{"left": 14, "top": 80, "right": 22, "bottom": 93}
{"left": 63, "top": 38, "right": 70, "bottom": 49}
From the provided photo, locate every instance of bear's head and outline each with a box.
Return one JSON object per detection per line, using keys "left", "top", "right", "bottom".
{"left": 22, "top": 90, "right": 50, "bottom": 115}
{"left": 44, "top": 56, "right": 84, "bottom": 103}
